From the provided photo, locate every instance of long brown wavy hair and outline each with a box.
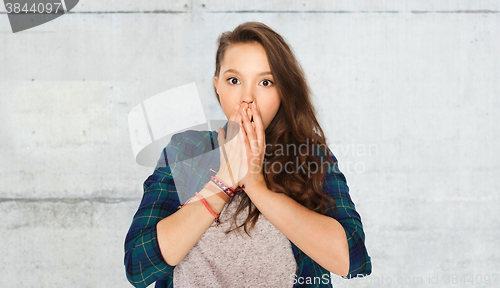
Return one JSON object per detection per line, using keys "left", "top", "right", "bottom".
{"left": 213, "top": 21, "right": 338, "bottom": 236}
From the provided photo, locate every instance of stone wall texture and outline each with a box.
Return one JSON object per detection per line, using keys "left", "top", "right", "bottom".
{"left": 1, "top": 1, "right": 499, "bottom": 287}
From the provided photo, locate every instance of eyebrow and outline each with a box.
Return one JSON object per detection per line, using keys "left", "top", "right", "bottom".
{"left": 223, "top": 69, "right": 273, "bottom": 77}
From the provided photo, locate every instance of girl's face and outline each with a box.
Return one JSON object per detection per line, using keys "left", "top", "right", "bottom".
{"left": 214, "top": 42, "right": 281, "bottom": 130}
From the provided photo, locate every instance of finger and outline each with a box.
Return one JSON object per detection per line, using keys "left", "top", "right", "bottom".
{"left": 240, "top": 107, "right": 256, "bottom": 151}
{"left": 228, "top": 104, "right": 245, "bottom": 144}
{"left": 245, "top": 107, "right": 262, "bottom": 158}
{"left": 227, "top": 104, "right": 240, "bottom": 142}
{"left": 247, "top": 103, "right": 253, "bottom": 121}
{"left": 241, "top": 106, "right": 256, "bottom": 137}
{"left": 236, "top": 103, "right": 245, "bottom": 126}
{"left": 238, "top": 121, "right": 251, "bottom": 178}
{"left": 239, "top": 120, "right": 250, "bottom": 148}
{"left": 228, "top": 107, "right": 244, "bottom": 157}
{"left": 251, "top": 102, "right": 265, "bottom": 147}
{"left": 229, "top": 103, "right": 240, "bottom": 121}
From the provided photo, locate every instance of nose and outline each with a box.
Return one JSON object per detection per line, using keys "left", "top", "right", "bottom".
{"left": 241, "top": 100, "right": 254, "bottom": 108}
{"left": 240, "top": 85, "right": 255, "bottom": 107}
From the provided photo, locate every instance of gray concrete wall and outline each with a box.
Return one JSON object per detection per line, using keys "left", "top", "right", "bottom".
{"left": 1, "top": 1, "right": 499, "bottom": 287}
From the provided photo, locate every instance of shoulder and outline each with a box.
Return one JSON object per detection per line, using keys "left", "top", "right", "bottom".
{"left": 313, "top": 143, "right": 349, "bottom": 192}
{"left": 313, "top": 144, "right": 343, "bottom": 178}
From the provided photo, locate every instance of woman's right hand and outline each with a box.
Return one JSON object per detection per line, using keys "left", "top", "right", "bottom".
{"left": 216, "top": 103, "right": 249, "bottom": 190}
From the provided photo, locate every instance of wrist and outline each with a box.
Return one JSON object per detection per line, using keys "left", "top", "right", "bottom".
{"left": 214, "top": 173, "right": 237, "bottom": 189}
{"left": 199, "top": 185, "right": 227, "bottom": 213}
{"left": 205, "top": 181, "right": 230, "bottom": 202}
{"left": 243, "top": 178, "right": 266, "bottom": 192}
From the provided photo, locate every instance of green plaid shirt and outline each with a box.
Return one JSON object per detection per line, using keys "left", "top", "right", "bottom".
{"left": 124, "top": 127, "right": 371, "bottom": 288}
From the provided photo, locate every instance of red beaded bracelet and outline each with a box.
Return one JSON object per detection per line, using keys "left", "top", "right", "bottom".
{"left": 177, "top": 192, "right": 221, "bottom": 228}
{"left": 195, "top": 192, "right": 220, "bottom": 227}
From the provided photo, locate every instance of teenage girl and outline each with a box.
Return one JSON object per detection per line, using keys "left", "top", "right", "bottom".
{"left": 125, "top": 21, "right": 371, "bottom": 288}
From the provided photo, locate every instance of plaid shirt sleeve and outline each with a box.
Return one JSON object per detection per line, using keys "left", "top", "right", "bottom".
{"left": 124, "top": 133, "right": 185, "bottom": 288}
{"left": 291, "top": 147, "right": 372, "bottom": 287}
{"left": 323, "top": 148, "right": 372, "bottom": 279}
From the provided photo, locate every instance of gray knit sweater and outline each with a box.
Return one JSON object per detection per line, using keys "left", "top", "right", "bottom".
{"left": 173, "top": 193, "right": 298, "bottom": 287}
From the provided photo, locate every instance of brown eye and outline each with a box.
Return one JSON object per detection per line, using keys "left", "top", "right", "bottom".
{"left": 227, "top": 77, "right": 240, "bottom": 85}
{"left": 261, "top": 79, "right": 274, "bottom": 87}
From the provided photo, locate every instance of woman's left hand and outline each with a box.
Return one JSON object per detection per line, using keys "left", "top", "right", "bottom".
{"left": 238, "top": 102, "right": 266, "bottom": 190}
